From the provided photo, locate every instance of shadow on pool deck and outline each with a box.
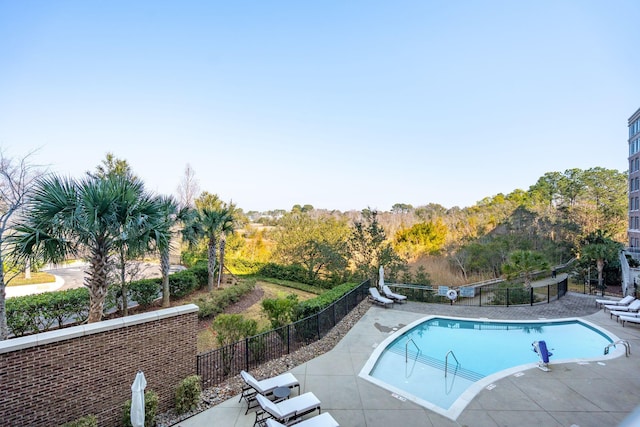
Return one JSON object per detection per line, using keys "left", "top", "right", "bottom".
{"left": 177, "top": 293, "right": 640, "bottom": 427}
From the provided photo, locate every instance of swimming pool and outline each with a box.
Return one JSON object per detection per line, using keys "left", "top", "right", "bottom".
{"left": 359, "top": 316, "right": 623, "bottom": 420}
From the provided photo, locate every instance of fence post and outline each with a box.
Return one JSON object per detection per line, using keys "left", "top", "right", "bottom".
{"left": 287, "top": 325, "right": 290, "bottom": 354}
{"left": 333, "top": 303, "right": 336, "bottom": 327}
{"left": 245, "top": 337, "right": 249, "bottom": 372}
{"left": 547, "top": 284, "right": 550, "bottom": 303}
{"left": 196, "top": 355, "right": 202, "bottom": 386}
{"left": 507, "top": 288, "right": 510, "bottom": 307}
{"left": 316, "top": 314, "right": 321, "bottom": 340}
{"left": 479, "top": 287, "right": 482, "bottom": 307}
{"left": 530, "top": 287, "right": 534, "bottom": 306}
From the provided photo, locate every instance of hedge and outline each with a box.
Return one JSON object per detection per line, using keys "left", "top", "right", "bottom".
{"left": 6, "top": 287, "right": 90, "bottom": 337}
{"left": 257, "top": 261, "right": 348, "bottom": 289}
{"left": 193, "top": 280, "right": 255, "bottom": 319}
{"left": 226, "top": 258, "right": 263, "bottom": 275}
{"left": 258, "top": 278, "right": 323, "bottom": 295}
{"left": 293, "top": 282, "right": 359, "bottom": 320}
{"left": 258, "top": 263, "right": 310, "bottom": 285}
{"left": 5, "top": 263, "right": 207, "bottom": 337}
{"left": 5, "top": 263, "right": 349, "bottom": 337}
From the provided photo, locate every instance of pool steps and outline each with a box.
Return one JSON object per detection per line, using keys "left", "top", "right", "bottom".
{"left": 388, "top": 346, "right": 485, "bottom": 382}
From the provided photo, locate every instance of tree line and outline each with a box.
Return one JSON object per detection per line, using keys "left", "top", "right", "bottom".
{"left": 0, "top": 149, "right": 628, "bottom": 340}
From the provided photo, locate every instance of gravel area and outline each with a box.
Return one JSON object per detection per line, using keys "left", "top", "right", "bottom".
{"left": 156, "top": 299, "right": 373, "bottom": 427}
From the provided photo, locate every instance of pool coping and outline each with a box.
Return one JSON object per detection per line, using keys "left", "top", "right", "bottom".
{"left": 358, "top": 314, "right": 626, "bottom": 421}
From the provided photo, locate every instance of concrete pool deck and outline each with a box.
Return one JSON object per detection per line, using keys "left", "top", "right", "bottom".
{"left": 176, "top": 293, "right": 640, "bottom": 427}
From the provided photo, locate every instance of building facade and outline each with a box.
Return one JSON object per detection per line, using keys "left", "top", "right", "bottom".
{"left": 629, "top": 107, "right": 640, "bottom": 249}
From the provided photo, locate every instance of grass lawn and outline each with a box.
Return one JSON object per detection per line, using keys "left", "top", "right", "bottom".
{"left": 7, "top": 272, "right": 56, "bottom": 286}
{"left": 197, "top": 280, "right": 317, "bottom": 353}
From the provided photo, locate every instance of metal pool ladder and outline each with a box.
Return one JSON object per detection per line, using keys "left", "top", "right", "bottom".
{"left": 405, "top": 338, "right": 421, "bottom": 363}
{"left": 604, "top": 340, "right": 631, "bottom": 357}
{"left": 445, "top": 350, "right": 460, "bottom": 377}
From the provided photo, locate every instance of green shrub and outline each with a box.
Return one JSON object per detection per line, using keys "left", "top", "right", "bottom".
{"left": 121, "top": 390, "right": 158, "bottom": 427}
{"left": 247, "top": 333, "right": 268, "bottom": 364}
{"left": 60, "top": 415, "right": 97, "bottom": 427}
{"left": 49, "top": 288, "right": 90, "bottom": 327}
{"left": 169, "top": 270, "right": 198, "bottom": 298}
{"left": 211, "top": 314, "right": 258, "bottom": 374}
{"left": 180, "top": 249, "right": 205, "bottom": 268}
{"left": 489, "top": 283, "right": 537, "bottom": 305}
{"left": 262, "top": 294, "right": 298, "bottom": 329}
{"left": 258, "top": 263, "right": 309, "bottom": 284}
{"left": 211, "top": 314, "right": 258, "bottom": 347}
{"left": 188, "top": 262, "right": 209, "bottom": 289}
{"left": 5, "top": 262, "right": 227, "bottom": 336}
{"left": 259, "top": 278, "right": 323, "bottom": 295}
{"left": 129, "top": 279, "right": 162, "bottom": 308}
{"left": 226, "top": 258, "right": 263, "bottom": 275}
{"left": 293, "top": 282, "right": 358, "bottom": 320}
{"left": 6, "top": 288, "right": 89, "bottom": 336}
{"left": 194, "top": 280, "right": 255, "bottom": 319}
{"left": 175, "top": 375, "right": 202, "bottom": 415}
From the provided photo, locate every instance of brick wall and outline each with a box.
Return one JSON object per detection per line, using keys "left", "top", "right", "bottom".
{"left": 0, "top": 304, "right": 199, "bottom": 427}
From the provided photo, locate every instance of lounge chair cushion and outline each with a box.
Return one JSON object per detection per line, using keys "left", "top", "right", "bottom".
{"left": 257, "top": 392, "right": 321, "bottom": 420}
{"left": 241, "top": 370, "right": 299, "bottom": 394}
{"left": 382, "top": 285, "right": 407, "bottom": 302}
{"left": 265, "top": 412, "right": 339, "bottom": 427}
{"left": 604, "top": 299, "right": 640, "bottom": 312}
{"left": 620, "top": 315, "right": 640, "bottom": 326}
{"left": 369, "top": 287, "right": 393, "bottom": 306}
{"left": 608, "top": 300, "right": 640, "bottom": 318}
{"left": 596, "top": 295, "right": 634, "bottom": 308}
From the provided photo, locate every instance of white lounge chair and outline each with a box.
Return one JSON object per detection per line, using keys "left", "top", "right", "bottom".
{"left": 382, "top": 285, "right": 407, "bottom": 303}
{"left": 240, "top": 370, "right": 300, "bottom": 413}
{"left": 596, "top": 295, "right": 634, "bottom": 308}
{"left": 619, "top": 315, "right": 640, "bottom": 327}
{"left": 613, "top": 311, "right": 640, "bottom": 323}
{"left": 608, "top": 300, "right": 640, "bottom": 319}
{"left": 265, "top": 412, "right": 340, "bottom": 427}
{"left": 369, "top": 287, "right": 393, "bottom": 308}
{"left": 255, "top": 392, "right": 321, "bottom": 427}
{"left": 604, "top": 298, "right": 638, "bottom": 313}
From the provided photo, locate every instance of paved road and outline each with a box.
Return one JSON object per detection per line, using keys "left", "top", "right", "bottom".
{"left": 44, "top": 262, "right": 163, "bottom": 291}
{"left": 6, "top": 262, "right": 185, "bottom": 299}
{"left": 43, "top": 262, "right": 160, "bottom": 291}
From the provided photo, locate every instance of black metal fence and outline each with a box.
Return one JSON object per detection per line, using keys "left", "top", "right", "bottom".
{"left": 390, "top": 277, "right": 568, "bottom": 307}
{"left": 197, "top": 279, "right": 370, "bottom": 387}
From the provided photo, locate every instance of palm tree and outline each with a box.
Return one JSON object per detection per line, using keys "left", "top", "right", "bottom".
{"left": 216, "top": 204, "right": 237, "bottom": 288}
{"left": 111, "top": 181, "right": 169, "bottom": 316}
{"left": 157, "top": 195, "right": 195, "bottom": 307}
{"left": 188, "top": 193, "right": 239, "bottom": 291}
{"left": 581, "top": 230, "right": 623, "bottom": 296}
{"left": 11, "top": 174, "right": 169, "bottom": 323}
{"left": 502, "top": 250, "right": 549, "bottom": 289}
{"left": 193, "top": 208, "right": 227, "bottom": 291}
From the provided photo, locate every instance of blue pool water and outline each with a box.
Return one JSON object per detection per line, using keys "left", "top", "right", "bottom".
{"left": 360, "top": 316, "right": 621, "bottom": 419}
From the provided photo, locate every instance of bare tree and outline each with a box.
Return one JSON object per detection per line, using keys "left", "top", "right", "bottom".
{"left": 176, "top": 164, "right": 200, "bottom": 208}
{"left": 0, "top": 150, "right": 42, "bottom": 340}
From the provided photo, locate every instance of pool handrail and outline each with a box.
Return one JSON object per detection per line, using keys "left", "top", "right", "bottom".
{"left": 604, "top": 339, "right": 631, "bottom": 357}
{"left": 405, "top": 338, "right": 421, "bottom": 363}
{"left": 445, "top": 350, "right": 460, "bottom": 378}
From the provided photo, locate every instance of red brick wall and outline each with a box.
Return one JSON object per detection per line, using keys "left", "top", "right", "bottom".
{"left": 0, "top": 304, "right": 199, "bottom": 427}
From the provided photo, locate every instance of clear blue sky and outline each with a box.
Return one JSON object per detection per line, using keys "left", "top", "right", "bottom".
{"left": 1, "top": 1, "right": 639, "bottom": 212}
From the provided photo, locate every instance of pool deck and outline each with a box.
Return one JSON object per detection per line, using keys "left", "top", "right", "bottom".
{"left": 176, "top": 292, "right": 640, "bottom": 427}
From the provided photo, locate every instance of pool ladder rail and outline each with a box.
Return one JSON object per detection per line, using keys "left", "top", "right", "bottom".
{"left": 604, "top": 339, "right": 631, "bottom": 357}
{"left": 405, "top": 338, "right": 421, "bottom": 363}
{"left": 445, "top": 350, "right": 460, "bottom": 378}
